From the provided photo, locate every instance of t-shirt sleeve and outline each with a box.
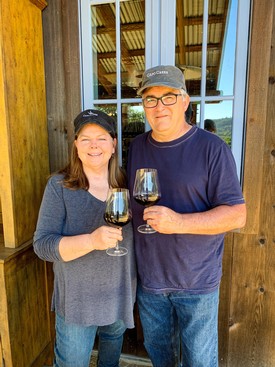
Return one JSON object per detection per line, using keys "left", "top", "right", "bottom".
{"left": 33, "top": 176, "right": 65, "bottom": 262}
{"left": 207, "top": 142, "right": 245, "bottom": 207}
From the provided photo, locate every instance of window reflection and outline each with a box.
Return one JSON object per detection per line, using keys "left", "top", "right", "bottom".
{"left": 120, "top": 0, "right": 145, "bottom": 98}
{"left": 122, "top": 104, "right": 145, "bottom": 167}
{"left": 91, "top": 3, "right": 117, "bottom": 99}
{"left": 91, "top": 0, "right": 145, "bottom": 100}
{"left": 93, "top": 104, "right": 117, "bottom": 125}
{"left": 175, "top": 0, "right": 204, "bottom": 97}
{"left": 188, "top": 103, "right": 201, "bottom": 126}
{"left": 175, "top": 0, "right": 237, "bottom": 97}
{"left": 206, "top": 0, "right": 237, "bottom": 96}
{"left": 205, "top": 101, "right": 233, "bottom": 146}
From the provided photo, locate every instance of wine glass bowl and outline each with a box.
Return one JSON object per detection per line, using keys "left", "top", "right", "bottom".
{"left": 133, "top": 168, "right": 161, "bottom": 234}
{"left": 104, "top": 188, "right": 132, "bottom": 256}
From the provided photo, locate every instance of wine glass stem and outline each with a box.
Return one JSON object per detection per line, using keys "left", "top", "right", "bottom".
{"left": 115, "top": 241, "right": 120, "bottom": 251}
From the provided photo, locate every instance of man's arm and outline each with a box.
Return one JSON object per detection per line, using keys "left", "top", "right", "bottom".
{"left": 144, "top": 203, "right": 246, "bottom": 235}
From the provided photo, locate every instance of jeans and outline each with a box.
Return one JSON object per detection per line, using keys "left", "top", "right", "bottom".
{"left": 137, "top": 285, "right": 219, "bottom": 367}
{"left": 53, "top": 314, "right": 126, "bottom": 367}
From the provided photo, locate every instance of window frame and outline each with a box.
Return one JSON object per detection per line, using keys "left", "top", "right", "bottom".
{"left": 79, "top": 0, "right": 251, "bottom": 180}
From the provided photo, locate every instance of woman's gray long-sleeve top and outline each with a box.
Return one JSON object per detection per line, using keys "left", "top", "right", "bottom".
{"left": 33, "top": 174, "right": 136, "bottom": 328}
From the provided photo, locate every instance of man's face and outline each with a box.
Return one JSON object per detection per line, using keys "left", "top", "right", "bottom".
{"left": 142, "top": 86, "right": 190, "bottom": 141}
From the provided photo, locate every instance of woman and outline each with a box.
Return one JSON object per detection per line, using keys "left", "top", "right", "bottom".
{"left": 33, "top": 109, "right": 136, "bottom": 367}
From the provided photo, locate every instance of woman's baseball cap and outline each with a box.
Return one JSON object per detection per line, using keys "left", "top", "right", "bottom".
{"left": 74, "top": 109, "right": 116, "bottom": 138}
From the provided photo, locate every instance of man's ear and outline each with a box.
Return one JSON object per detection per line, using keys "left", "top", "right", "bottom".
{"left": 184, "top": 94, "right": 190, "bottom": 111}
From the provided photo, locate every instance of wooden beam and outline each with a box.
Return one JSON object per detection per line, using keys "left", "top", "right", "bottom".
{"left": 242, "top": 0, "right": 273, "bottom": 234}
{"left": 30, "top": 0, "right": 47, "bottom": 11}
{"left": 0, "top": 0, "right": 49, "bottom": 247}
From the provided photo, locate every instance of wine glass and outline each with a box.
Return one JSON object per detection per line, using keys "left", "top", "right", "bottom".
{"left": 104, "top": 188, "right": 132, "bottom": 256}
{"left": 133, "top": 168, "right": 161, "bottom": 234}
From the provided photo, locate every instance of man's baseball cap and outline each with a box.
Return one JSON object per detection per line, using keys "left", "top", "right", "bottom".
{"left": 74, "top": 109, "right": 116, "bottom": 138}
{"left": 137, "top": 65, "right": 186, "bottom": 95}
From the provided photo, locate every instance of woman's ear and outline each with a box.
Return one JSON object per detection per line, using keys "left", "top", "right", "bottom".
{"left": 113, "top": 138, "right": 117, "bottom": 153}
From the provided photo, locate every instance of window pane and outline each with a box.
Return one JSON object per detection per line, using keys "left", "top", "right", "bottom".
{"left": 120, "top": 0, "right": 145, "bottom": 99}
{"left": 93, "top": 103, "right": 118, "bottom": 128}
{"left": 175, "top": 0, "right": 237, "bottom": 98}
{"left": 206, "top": 0, "right": 237, "bottom": 96}
{"left": 122, "top": 103, "right": 145, "bottom": 167}
{"left": 205, "top": 101, "right": 233, "bottom": 146}
{"left": 91, "top": 3, "right": 117, "bottom": 99}
{"left": 91, "top": 1, "right": 145, "bottom": 100}
{"left": 185, "top": 102, "right": 199, "bottom": 125}
{"left": 175, "top": 0, "right": 204, "bottom": 97}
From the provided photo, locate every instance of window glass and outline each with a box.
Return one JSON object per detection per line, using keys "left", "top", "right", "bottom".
{"left": 207, "top": 0, "right": 237, "bottom": 97}
{"left": 122, "top": 104, "right": 145, "bottom": 167}
{"left": 82, "top": 0, "right": 249, "bottom": 177}
{"left": 187, "top": 102, "right": 200, "bottom": 126}
{"left": 91, "top": 3, "right": 117, "bottom": 99}
{"left": 205, "top": 101, "right": 233, "bottom": 146}
{"left": 120, "top": 0, "right": 145, "bottom": 98}
{"left": 175, "top": 0, "right": 237, "bottom": 97}
{"left": 175, "top": 0, "right": 204, "bottom": 97}
{"left": 91, "top": 0, "right": 145, "bottom": 100}
{"left": 93, "top": 104, "right": 117, "bottom": 122}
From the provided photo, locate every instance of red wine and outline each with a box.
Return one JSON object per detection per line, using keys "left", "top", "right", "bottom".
{"left": 134, "top": 194, "right": 160, "bottom": 207}
{"left": 104, "top": 213, "right": 131, "bottom": 227}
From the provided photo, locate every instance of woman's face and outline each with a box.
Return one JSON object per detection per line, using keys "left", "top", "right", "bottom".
{"left": 74, "top": 123, "right": 116, "bottom": 171}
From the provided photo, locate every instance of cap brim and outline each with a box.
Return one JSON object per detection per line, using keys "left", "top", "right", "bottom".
{"left": 137, "top": 81, "right": 185, "bottom": 95}
{"left": 75, "top": 120, "right": 115, "bottom": 137}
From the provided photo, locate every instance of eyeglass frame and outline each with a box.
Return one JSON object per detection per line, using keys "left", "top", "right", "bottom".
{"left": 142, "top": 92, "right": 184, "bottom": 109}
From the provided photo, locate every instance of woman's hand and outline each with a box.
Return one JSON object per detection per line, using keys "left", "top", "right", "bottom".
{"left": 59, "top": 226, "right": 123, "bottom": 261}
{"left": 90, "top": 226, "right": 123, "bottom": 251}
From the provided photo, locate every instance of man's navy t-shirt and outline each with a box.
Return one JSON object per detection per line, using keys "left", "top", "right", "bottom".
{"left": 127, "top": 126, "right": 245, "bottom": 294}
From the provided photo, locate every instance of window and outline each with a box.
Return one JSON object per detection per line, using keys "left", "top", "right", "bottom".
{"left": 79, "top": 0, "right": 251, "bottom": 178}
{"left": 80, "top": 0, "right": 146, "bottom": 167}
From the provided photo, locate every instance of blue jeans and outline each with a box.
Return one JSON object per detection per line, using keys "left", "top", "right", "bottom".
{"left": 137, "top": 285, "right": 219, "bottom": 367}
{"left": 53, "top": 314, "right": 126, "bottom": 367}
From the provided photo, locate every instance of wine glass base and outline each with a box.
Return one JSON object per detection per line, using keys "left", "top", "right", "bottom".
{"left": 137, "top": 224, "right": 156, "bottom": 234}
{"left": 106, "top": 247, "right": 128, "bottom": 256}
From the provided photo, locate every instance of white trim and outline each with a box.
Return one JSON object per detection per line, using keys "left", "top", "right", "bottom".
{"left": 199, "top": 0, "right": 209, "bottom": 129}
{"left": 231, "top": 0, "right": 251, "bottom": 179}
{"left": 115, "top": 0, "right": 122, "bottom": 163}
{"left": 79, "top": 0, "right": 94, "bottom": 108}
{"left": 160, "top": 0, "right": 176, "bottom": 65}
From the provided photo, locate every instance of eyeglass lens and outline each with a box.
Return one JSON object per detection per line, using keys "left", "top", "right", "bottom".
{"left": 143, "top": 94, "right": 180, "bottom": 108}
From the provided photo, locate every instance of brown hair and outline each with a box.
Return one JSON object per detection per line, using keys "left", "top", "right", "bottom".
{"left": 58, "top": 137, "right": 127, "bottom": 190}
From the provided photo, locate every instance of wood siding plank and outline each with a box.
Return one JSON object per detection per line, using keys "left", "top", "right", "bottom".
{"left": 42, "top": 0, "right": 81, "bottom": 172}
{"left": 242, "top": 0, "right": 273, "bottom": 234}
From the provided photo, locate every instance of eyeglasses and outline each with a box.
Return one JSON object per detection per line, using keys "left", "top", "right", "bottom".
{"left": 142, "top": 93, "right": 183, "bottom": 108}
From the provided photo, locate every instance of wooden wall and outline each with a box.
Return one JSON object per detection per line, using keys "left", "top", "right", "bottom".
{"left": 0, "top": 244, "right": 51, "bottom": 367}
{"left": 223, "top": 1, "right": 275, "bottom": 365}
{"left": 0, "top": 0, "right": 49, "bottom": 248}
{"left": 41, "top": 0, "right": 275, "bottom": 366}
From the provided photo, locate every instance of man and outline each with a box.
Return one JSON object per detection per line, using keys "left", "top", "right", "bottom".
{"left": 127, "top": 65, "right": 246, "bottom": 367}
{"left": 204, "top": 118, "right": 217, "bottom": 133}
